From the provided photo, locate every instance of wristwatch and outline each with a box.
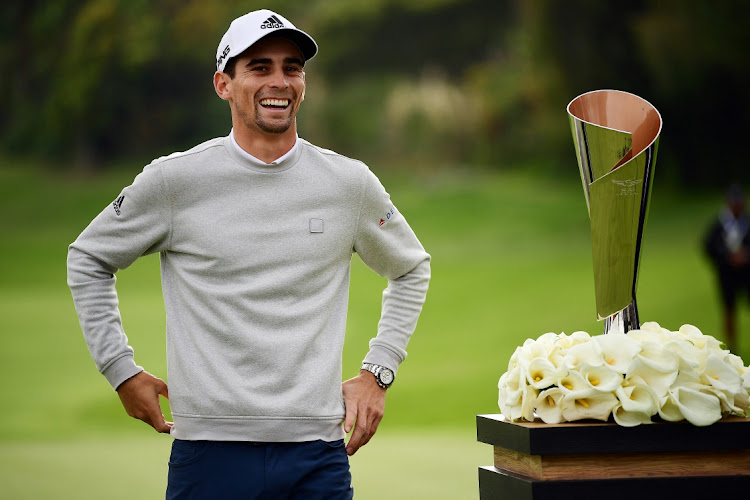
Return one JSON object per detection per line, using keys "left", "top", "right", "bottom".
{"left": 360, "top": 363, "right": 395, "bottom": 389}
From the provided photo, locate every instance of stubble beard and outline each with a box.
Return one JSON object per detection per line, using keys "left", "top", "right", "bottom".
{"left": 236, "top": 99, "right": 297, "bottom": 135}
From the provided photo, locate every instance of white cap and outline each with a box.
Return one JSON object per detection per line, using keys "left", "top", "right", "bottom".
{"left": 215, "top": 9, "right": 318, "bottom": 72}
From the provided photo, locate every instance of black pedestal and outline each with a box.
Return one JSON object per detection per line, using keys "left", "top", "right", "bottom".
{"left": 476, "top": 414, "right": 750, "bottom": 499}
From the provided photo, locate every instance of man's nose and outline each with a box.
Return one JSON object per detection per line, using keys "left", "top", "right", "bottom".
{"left": 268, "top": 68, "right": 289, "bottom": 88}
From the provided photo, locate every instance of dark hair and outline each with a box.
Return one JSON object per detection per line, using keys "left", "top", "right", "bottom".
{"left": 223, "top": 56, "right": 239, "bottom": 79}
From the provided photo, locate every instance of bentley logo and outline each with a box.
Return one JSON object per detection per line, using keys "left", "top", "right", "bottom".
{"left": 612, "top": 179, "right": 642, "bottom": 196}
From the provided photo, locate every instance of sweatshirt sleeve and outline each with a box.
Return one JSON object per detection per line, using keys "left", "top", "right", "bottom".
{"left": 353, "top": 169, "right": 431, "bottom": 373}
{"left": 67, "top": 163, "right": 172, "bottom": 389}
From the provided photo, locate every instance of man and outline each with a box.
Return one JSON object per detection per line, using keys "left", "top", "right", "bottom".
{"left": 704, "top": 184, "right": 749, "bottom": 353}
{"left": 67, "top": 9, "right": 430, "bottom": 499}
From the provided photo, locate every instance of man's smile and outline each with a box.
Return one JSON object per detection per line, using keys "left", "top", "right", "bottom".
{"left": 259, "top": 98, "right": 291, "bottom": 109}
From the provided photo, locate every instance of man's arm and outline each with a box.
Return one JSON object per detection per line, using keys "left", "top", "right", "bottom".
{"left": 67, "top": 246, "right": 144, "bottom": 389}
{"left": 67, "top": 162, "right": 172, "bottom": 429}
{"left": 344, "top": 169, "right": 431, "bottom": 454}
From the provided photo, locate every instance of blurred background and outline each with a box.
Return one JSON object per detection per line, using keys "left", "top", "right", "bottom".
{"left": 2, "top": 0, "right": 749, "bottom": 498}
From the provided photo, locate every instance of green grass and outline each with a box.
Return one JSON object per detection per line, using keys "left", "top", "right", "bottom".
{"left": 0, "top": 159, "right": 746, "bottom": 498}
{"left": 0, "top": 428, "right": 487, "bottom": 500}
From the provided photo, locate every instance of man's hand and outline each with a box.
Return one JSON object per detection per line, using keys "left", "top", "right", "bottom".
{"left": 341, "top": 371, "right": 387, "bottom": 456}
{"left": 116, "top": 371, "right": 173, "bottom": 433}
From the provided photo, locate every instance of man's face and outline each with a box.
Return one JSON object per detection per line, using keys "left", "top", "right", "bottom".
{"left": 224, "top": 37, "right": 306, "bottom": 135}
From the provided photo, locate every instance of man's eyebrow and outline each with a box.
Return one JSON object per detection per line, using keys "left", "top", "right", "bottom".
{"left": 246, "top": 58, "right": 272, "bottom": 66}
{"left": 245, "top": 57, "right": 305, "bottom": 67}
{"left": 284, "top": 57, "right": 305, "bottom": 67}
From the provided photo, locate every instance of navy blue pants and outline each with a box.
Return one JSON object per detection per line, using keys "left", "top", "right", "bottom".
{"left": 166, "top": 439, "right": 353, "bottom": 499}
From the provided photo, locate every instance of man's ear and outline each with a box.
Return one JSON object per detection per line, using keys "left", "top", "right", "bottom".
{"left": 214, "top": 71, "right": 232, "bottom": 101}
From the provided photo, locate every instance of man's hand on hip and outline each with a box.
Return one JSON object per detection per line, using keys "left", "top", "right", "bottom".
{"left": 116, "top": 371, "right": 173, "bottom": 433}
{"left": 341, "top": 371, "right": 387, "bottom": 456}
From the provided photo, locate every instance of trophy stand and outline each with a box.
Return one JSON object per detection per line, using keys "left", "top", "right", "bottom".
{"left": 476, "top": 414, "right": 750, "bottom": 499}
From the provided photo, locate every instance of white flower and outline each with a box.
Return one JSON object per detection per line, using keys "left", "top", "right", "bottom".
{"left": 498, "top": 367, "right": 525, "bottom": 420}
{"left": 497, "top": 323, "right": 750, "bottom": 427}
{"left": 563, "top": 340, "right": 603, "bottom": 369}
{"left": 514, "top": 339, "right": 548, "bottom": 370}
{"left": 498, "top": 366, "right": 538, "bottom": 422}
{"left": 733, "top": 388, "right": 750, "bottom": 413}
{"left": 506, "top": 347, "right": 519, "bottom": 370}
{"left": 672, "top": 368, "right": 701, "bottom": 387}
{"left": 498, "top": 367, "right": 524, "bottom": 402}
{"left": 568, "top": 331, "right": 592, "bottom": 345}
{"left": 612, "top": 377, "right": 658, "bottom": 426}
{"left": 546, "top": 337, "right": 570, "bottom": 369}
{"left": 703, "top": 385, "right": 745, "bottom": 414}
{"left": 520, "top": 386, "right": 538, "bottom": 421}
{"left": 703, "top": 352, "right": 742, "bottom": 396}
{"left": 639, "top": 321, "right": 664, "bottom": 333}
{"left": 554, "top": 331, "right": 591, "bottom": 350}
{"left": 727, "top": 353, "right": 747, "bottom": 374}
{"left": 561, "top": 390, "right": 617, "bottom": 421}
{"left": 678, "top": 324, "right": 723, "bottom": 351}
{"left": 547, "top": 350, "right": 565, "bottom": 370}
{"left": 626, "top": 357, "right": 678, "bottom": 399}
{"left": 615, "top": 381, "right": 658, "bottom": 415}
{"left": 526, "top": 357, "right": 559, "bottom": 389}
{"left": 677, "top": 323, "right": 702, "bottom": 337}
{"left": 558, "top": 370, "right": 590, "bottom": 397}
{"left": 534, "top": 387, "right": 564, "bottom": 424}
{"left": 658, "top": 393, "right": 684, "bottom": 422}
{"left": 579, "top": 362, "right": 623, "bottom": 392}
{"left": 634, "top": 340, "right": 680, "bottom": 373}
{"left": 663, "top": 336, "right": 704, "bottom": 372}
{"left": 536, "top": 332, "right": 560, "bottom": 347}
{"left": 593, "top": 333, "right": 641, "bottom": 374}
{"left": 667, "top": 386, "right": 722, "bottom": 426}
{"left": 612, "top": 406, "right": 653, "bottom": 427}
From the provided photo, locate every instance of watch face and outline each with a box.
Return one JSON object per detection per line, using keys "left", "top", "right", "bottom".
{"left": 379, "top": 368, "right": 394, "bottom": 385}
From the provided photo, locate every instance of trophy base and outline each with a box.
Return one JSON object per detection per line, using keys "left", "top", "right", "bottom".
{"left": 476, "top": 414, "right": 750, "bottom": 499}
{"left": 604, "top": 300, "right": 639, "bottom": 334}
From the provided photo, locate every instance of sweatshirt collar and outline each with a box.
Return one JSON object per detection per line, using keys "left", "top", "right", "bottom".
{"left": 226, "top": 129, "right": 301, "bottom": 173}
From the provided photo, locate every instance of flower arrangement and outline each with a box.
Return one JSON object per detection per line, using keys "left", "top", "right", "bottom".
{"left": 497, "top": 322, "right": 750, "bottom": 426}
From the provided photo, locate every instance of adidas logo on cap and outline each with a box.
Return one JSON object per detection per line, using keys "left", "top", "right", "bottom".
{"left": 261, "top": 15, "right": 285, "bottom": 29}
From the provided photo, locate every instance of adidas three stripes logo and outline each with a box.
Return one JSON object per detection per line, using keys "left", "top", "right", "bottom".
{"left": 112, "top": 195, "right": 124, "bottom": 216}
{"left": 260, "top": 15, "right": 284, "bottom": 29}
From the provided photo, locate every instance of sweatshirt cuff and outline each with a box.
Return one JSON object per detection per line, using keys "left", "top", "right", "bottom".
{"left": 103, "top": 355, "right": 144, "bottom": 390}
{"left": 363, "top": 345, "right": 403, "bottom": 375}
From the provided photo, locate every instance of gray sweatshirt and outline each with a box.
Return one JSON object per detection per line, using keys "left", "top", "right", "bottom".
{"left": 67, "top": 135, "right": 430, "bottom": 442}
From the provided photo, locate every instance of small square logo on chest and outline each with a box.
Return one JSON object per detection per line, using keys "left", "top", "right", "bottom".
{"left": 309, "top": 218, "right": 324, "bottom": 233}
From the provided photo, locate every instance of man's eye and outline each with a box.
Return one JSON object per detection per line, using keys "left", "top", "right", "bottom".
{"left": 285, "top": 67, "right": 301, "bottom": 73}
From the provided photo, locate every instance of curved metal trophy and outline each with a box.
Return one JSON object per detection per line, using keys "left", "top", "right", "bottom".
{"left": 567, "top": 90, "right": 662, "bottom": 334}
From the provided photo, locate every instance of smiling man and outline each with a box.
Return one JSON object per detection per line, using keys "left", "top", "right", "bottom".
{"left": 67, "top": 9, "right": 430, "bottom": 499}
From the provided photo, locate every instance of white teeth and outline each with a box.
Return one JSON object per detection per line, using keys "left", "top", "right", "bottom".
{"left": 260, "top": 99, "right": 289, "bottom": 107}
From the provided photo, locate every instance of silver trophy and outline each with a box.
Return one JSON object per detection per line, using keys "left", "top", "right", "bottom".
{"left": 567, "top": 90, "right": 662, "bottom": 334}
